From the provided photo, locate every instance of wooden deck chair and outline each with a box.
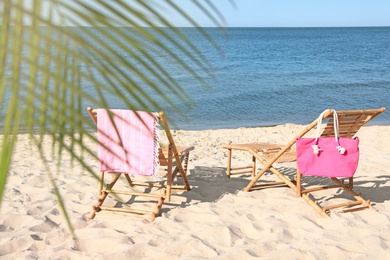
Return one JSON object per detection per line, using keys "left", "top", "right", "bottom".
{"left": 222, "top": 107, "right": 386, "bottom": 217}
{"left": 87, "top": 107, "right": 194, "bottom": 221}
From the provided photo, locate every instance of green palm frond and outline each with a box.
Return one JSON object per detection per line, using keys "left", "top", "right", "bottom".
{"left": 0, "top": 0, "right": 226, "bottom": 241}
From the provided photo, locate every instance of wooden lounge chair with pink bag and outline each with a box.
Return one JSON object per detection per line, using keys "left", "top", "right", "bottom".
{"left": 87, "top": 107, "right": 194, "bottom": 221}
{"left": 222, "top": 107, "right": 386, "bottom": 216}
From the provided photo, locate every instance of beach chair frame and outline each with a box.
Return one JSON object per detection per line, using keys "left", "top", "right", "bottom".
{"left": 222, "top": 107, "right": 386, "bottom": 217}
{"left": 87, "top": 107, "right": 193, "bottom": 221}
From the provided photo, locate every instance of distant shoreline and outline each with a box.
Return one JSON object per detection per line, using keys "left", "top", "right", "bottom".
{"left": 2, "top": 121, "right": 389, "bottom": 135}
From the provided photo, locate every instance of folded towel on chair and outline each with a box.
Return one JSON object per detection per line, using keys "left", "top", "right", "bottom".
{"left": 97, "top": 109, "right": 159, "bottom": 177}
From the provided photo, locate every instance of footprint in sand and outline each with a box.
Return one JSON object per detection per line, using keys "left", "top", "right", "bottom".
{"left": 172, "top": 209, "right": 219, "bottom": 223}
{"left": 0, "top": 236, "right": 34, "bottom": 256}
{"left": 29, "top": 217, "right": 59, "bottom": 233}
{"left": 1, "top": 215, "right": 39, "bottom": 231}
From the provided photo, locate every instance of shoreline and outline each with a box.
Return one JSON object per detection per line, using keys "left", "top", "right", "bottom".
{"left": 1, "top": 124, "right": 390, "bottom": 258}
{"left": 2, "top": 120, "right": 390, "bottom": 134}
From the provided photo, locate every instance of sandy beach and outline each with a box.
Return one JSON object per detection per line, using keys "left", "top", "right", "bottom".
{"left": 1, "top": 123, "right": 390, "bottom": 259}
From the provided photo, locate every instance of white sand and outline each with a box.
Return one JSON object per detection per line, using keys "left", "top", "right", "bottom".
{"left": 1, "top": 124, "right": 390, "bottom": 259}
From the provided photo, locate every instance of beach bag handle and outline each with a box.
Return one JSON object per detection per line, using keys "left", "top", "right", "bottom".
{"left": 312, "top": 109, "right": 346, "bottom": 155}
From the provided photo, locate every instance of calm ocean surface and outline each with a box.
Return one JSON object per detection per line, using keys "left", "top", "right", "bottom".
{"left": 4, "top": 27, "right": 390, "bottom": 131}
{"left": 162, "top": 27, "right": 390, "bottom": 130}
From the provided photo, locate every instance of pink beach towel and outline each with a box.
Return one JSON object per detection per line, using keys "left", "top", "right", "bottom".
{"left": 97, "top": 109, "right": 159, "bottom": 177}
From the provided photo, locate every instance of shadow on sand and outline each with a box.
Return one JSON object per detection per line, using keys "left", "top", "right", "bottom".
{"left": 165, "top": 165, "right": 390, "bottom": 214}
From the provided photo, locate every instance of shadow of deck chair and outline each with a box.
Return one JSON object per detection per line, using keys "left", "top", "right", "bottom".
{"left": 222, "top": 107, "right": 386, "bottom": 217}
{"left": 87, "top": 107, "right": 194, "bottom": 221}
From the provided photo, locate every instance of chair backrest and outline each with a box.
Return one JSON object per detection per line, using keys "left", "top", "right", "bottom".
{"left": 87, "top": 107, "right": 186, "bottom": 178}
{"left": 94, "top": 108, "right": 159, "bottom": 177}
{"left": 320, "top": 107, "right": 386, "bottom": 138}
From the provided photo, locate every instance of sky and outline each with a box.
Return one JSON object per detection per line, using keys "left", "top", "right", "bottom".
{"left": 169, "top": 0, "right": 390, "bottom": 27}
{"left": 47, "top": 0, "right": 390, "bottom": 28}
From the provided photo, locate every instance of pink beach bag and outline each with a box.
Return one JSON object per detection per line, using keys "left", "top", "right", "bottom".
{"left": 296, "top": 109, "right": 360, "bottom": 178}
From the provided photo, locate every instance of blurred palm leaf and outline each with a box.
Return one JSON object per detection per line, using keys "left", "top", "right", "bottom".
{"left": 0, "top": 0, "right": 225, "bottom": 240}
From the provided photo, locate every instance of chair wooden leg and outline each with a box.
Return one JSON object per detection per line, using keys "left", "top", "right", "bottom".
{"left": 245, "top": 150, "right": 298, "bottom": 192}
{"left": 150, "top": 189, "right": 166, "bottom": 222}
{"left": 301, "top": 193, "right": 330, "bottom": 218}
{"left": 182, "top": 152, "right": 190, "bottom": 177}
{"left": 172, "top": 153, "right": 189, "bottom": 180}
{"left": 331, "top": 177, "right": 375, "bottom": 211}
{"left": 226, "top": 148, "right": 232, "bottom": 177}
{"left": 98, "top": 172, "right": 104, "bottom": 195}
{"left": 124, "top": 174, "right": 134, "bottom": 187}
{"left": 174, "top": 152, "right": 191, "bottom": 192}
{"left": 296, "top": 165, "right": 302, "bottom": 197}
{"left": 88, "top": 173, "right": 120, "bottom": 220}
{"left": 251, "top": 156, "right": 256, "bottom": 178}
{"left": 166, "top": 145, "right": 173, "bottom": 202}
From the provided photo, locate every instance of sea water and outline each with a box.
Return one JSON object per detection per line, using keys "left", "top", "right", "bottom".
{"left": 3, "top": 27, "right": 390, "bottom": 130}
{"left": 162, "top": 27, "right": 390, "bottom": 129}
